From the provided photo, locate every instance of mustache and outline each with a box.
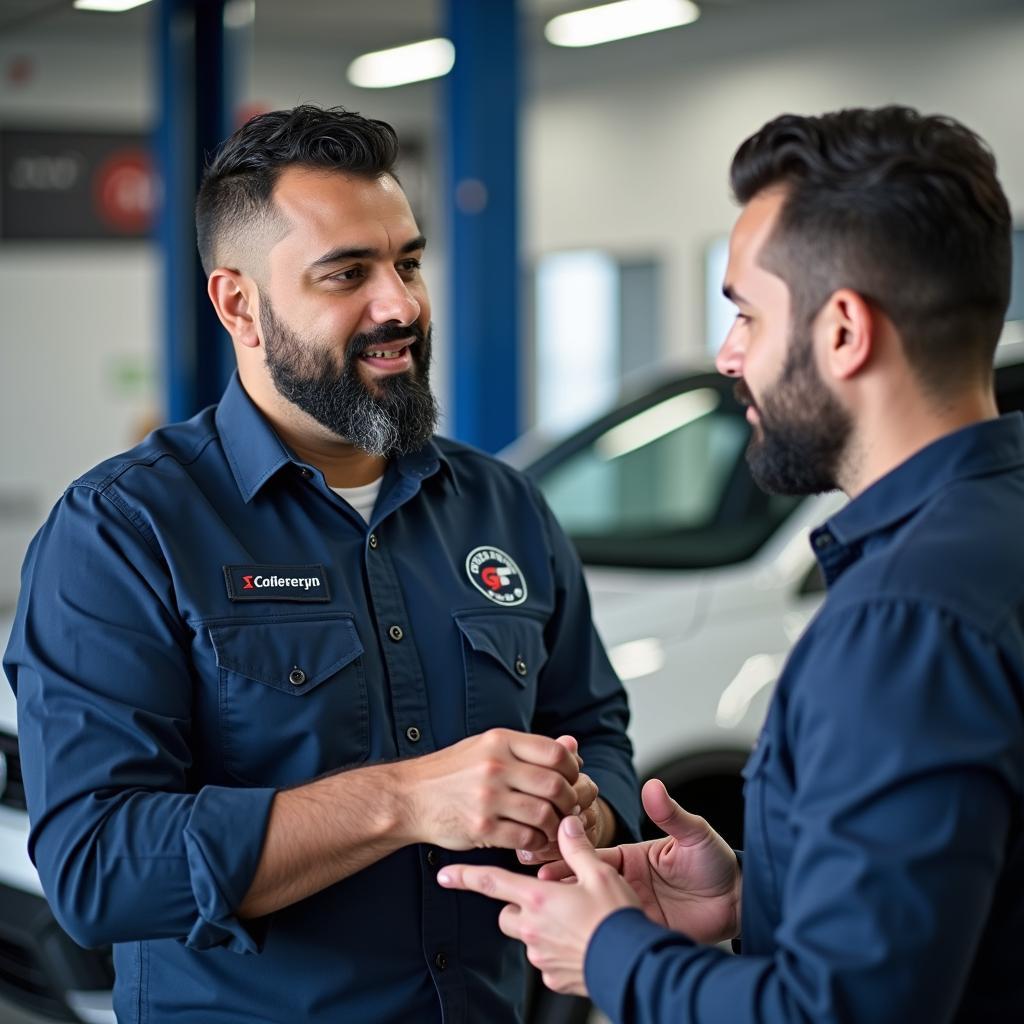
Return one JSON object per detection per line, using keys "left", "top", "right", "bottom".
{"left": 733, "top": 379, "right": 758, "bottom": 410}
{"left": 347, "top": 322, "right": 427, "bottom": 358}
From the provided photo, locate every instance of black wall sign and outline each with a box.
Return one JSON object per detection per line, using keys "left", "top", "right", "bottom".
{"left": 0, "top": 128, "right": 156, "bottom": 241}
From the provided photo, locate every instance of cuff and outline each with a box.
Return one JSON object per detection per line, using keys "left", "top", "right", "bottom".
{"left": 585, "top": 908, "right": 695, "bottom": 1021}
{"left": 182, "top": 785, "right": 277, "bottom": 953}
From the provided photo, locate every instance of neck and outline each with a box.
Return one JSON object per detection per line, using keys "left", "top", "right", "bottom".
{"left": 240, "top": 367, "right": 386, "bottom": 487}
{"left": 839, "top": 386, "right": 999, "bottom": 497}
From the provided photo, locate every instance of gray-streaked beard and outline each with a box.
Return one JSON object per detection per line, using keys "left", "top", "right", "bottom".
{"left": 261, "top": 297, "right": 438, "bottom": 458}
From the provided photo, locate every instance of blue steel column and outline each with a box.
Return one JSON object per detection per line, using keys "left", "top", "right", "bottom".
{"left": 444, "top": 0, "right": 521, "bottom": 452}
{"left": 156, "top": 0, "right": 233, "bottom": 423}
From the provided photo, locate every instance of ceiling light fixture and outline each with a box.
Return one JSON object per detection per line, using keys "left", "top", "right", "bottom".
{"left": 73, "top": 0, "right": 153, "bottom": 11}
{"left": 347, "top": 38, "right": 455, "bottom": 89}
{"left": 545, "top": 0, "right": 699, "bottom": 48}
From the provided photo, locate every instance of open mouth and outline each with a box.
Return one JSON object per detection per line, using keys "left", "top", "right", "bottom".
{"left": 359, "top": 340, "right": 415, "bottom": 372}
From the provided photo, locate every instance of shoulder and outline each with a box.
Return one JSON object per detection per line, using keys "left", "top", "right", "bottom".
{"left": 70, "top": 407, "right": 220, "bottom": 497}
{"left": 433, "top": 435, "right": 544, "bottom": 498}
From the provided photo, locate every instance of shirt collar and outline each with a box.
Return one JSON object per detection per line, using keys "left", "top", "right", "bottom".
{"left": 811, "top": 413, "right": 1024, "bottom": 578}
{"left": 215, "top": 371, "right": 458, "bottom": 502}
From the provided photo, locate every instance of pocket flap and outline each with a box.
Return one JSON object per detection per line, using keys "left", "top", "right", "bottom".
{"left": 209, "top": 614, "right": 364, "bottom": 696}
{"left": 454, "top": 613, "right": 549, "bottom": 687}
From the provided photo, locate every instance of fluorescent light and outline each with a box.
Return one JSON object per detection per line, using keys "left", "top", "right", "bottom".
{"left": 596, "top": 388, "right": 720, "bottom": 461}
{"left": 546, "top": 0, "right": 699, "bottom": 48}
{"left": 347, "top": 38, "right": 455, "bottom": 89}
{"left": 74, "top": 0, "right": 153, "bottom": 11}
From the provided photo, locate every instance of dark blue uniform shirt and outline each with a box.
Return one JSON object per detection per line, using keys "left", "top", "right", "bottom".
{"left": 585, "top": 414, "right": 1024, "bottom": 1024}
{"left": 4, "top": 373, "right": 640, "bottom": 1024}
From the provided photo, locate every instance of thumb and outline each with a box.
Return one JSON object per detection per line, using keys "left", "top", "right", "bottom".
{"left": 641, "top": 779, "right": 709, "bottom": 846}
{"left": 557, "top": 814, "right": 599, "bottom": 881}
{"left": 555, "top": 734, "right": 583, "bottom": 769}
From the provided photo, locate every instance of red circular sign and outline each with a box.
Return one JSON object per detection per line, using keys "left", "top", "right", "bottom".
{"left": 92, "top": 148, "right": 154, "bottom": 234}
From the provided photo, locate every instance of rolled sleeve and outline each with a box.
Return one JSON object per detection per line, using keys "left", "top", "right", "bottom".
{"left": 4, "top": 484, "right": 276, "bottom": 952}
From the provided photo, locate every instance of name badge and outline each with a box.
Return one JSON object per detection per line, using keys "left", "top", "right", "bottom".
{"left": 223, "top": 564, "right": 331, "bottom": 602}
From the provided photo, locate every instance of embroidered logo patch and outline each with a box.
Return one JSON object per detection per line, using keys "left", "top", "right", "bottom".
{"left": 223, "top": 564, "right": 331, "bottom": 602}
{"left": 465, "top": 546, "right": 527, "bottom": 606}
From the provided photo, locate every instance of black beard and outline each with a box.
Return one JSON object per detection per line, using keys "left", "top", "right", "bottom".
{"left": 260, "top": 298, "right": 439, "bottom": 458}
{"left": 736, "top": 333, "right": 851, "bottom": 496}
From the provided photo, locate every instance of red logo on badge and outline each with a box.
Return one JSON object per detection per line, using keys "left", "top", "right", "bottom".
{"left": 242, "top": 575, "right": 254, "bottom": 590}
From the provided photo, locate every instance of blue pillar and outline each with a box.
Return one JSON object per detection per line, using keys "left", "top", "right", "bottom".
{"left": 444, "top": 0, "right": 521, "bottom": 452}
{"left": 155, "top": 0, "right": 233, "bottom": 423}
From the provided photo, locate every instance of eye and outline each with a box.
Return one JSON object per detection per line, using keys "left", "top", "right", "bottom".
{"left": 329, "top": 266, "right": 365, "bottom": 283}
{"left": 734, "top": 312, "right": 752, "bottom": 325}
{"left": 397, "top": 258, "right": 422, "bottom": 275}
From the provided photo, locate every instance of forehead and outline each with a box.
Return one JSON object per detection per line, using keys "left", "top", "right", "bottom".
{"left": 727, "top": 187, "right": 787, "bottom": 278}
{"left": 269, "top": 165, "right": 418, "bottom": 257}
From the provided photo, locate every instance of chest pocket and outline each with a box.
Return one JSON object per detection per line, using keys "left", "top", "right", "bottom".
{"left": 209, "top": 613, "right": 368, "bottom": 787}
{"left": 455, "top": 612, "right": 549, "bottom": 735}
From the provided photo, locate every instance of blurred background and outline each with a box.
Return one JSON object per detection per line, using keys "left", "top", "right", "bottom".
{"left": 0, "top": 1, "right": 1023, "bottom": 1022}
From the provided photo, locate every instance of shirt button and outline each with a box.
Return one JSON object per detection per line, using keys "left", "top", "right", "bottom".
{"left": 369, "top": 533, "right": 378, "bottom": 549}
{"left": 388, "top": 625, "right": 404, "bottom": 642}
{"left": 299, "top": 467, "right": 312, "bottom": 479}
{"left": 515, "top": 656, "right": 528, "bottom": 677}
{"left": 288, "top": 668, "right": 306, "bottom": 686}
{"left": 814, "top": 531, "right": 834, "bottom": 550}
{"left": 426, "top": 848, "right": 439, "bottom": 867}
{"left": 406, "top": 725, "right": 421, "bottom": 743}
{"left": 434, "top": 952, "right": 448, "bottom": 971}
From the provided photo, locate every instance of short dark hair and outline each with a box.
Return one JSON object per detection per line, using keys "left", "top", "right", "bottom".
{"left": 730, "top": 106, "right": 1012, "bottom": 394}
{"left": 195, "top": 104, "right": 401, "bottom": 275}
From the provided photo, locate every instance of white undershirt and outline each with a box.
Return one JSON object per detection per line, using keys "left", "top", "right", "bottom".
{"left": 330, "top": 476, "right": 384, "bottom": 524}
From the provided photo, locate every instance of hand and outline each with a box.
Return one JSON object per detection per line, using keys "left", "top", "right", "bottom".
{"left": 538, "top": 778, "right": 741, "bottom": 944}
{"left": 398, "top": 728, "right": 581, "bottom": 852}
{"left": 517, "top": 736, "right": 604, "bottom": 865}
{"left": 439, "top": 814, "right": 639, "bottom": 996}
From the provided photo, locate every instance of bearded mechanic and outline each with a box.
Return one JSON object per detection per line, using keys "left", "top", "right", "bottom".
{"left": 4, "top": 105, "right": 639, "bottom": 1024}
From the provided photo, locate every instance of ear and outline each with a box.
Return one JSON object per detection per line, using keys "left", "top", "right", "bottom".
{"left": 816, "top": 288, "right": 874, "bottom": 382}
{"left": 208, "top": 268, "right": 261, "bottom": 349}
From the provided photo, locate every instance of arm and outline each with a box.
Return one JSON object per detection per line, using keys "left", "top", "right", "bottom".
{"left": 528, "top": 486, "right": 642, "bottom": 847}
{"left": 6, "top": 486, "right": 582, "bottom": 945}
{"left": 440, "top": 602, "right": 1022, "bottom": 1024}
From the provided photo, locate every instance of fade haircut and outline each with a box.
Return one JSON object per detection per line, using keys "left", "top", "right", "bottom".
{"left": 195, "top": 104, "right": 401, "bottom": 276}
{"left": 730, "top": 106, "right": 1012, "bottom": 395}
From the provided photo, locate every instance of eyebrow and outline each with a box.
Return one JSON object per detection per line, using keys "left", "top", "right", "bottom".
{"left": 309, "top": 234, "right": 427, "bottom": 270}
{"left": 722, "top": 283, "right": 749, "bottom": 306}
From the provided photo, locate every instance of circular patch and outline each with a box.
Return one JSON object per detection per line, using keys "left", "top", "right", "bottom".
{"left": 465, "top": 546, "right": 528, "bottom": 606}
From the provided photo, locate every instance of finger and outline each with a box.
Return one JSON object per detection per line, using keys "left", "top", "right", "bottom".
{"left": 507, "top": 732, "right": 580, "bottom": 782}
{"left": 642, "top": 778, "right": 711, "bottom": 846}
{"left": 498, "top": 792, "right": 563, "bottom": 843}
{"left": 437, "top": 863, "right": 537, "bottom": 905}
{"left": 498, "top": 903, "right": 522, "bottom": 940}
{"left": 554, "top": 734, "right": 583, "bottom": 769}
{"left": 573, "top": 772, "right": 599, "bottom": 810}
{"left": 556, "top": 814, "right": 602, "bottom": 883}
{"left": 537, "top": 842, "right": 624, "bottom": 881}
{"left": 580, "top": 806, "right": 599, "bottom": 836}
{"left": 518, "top": 843, "right": 556, "bottom": 865}
{"left": 504, "top": 762, "right": 579, "bottom": 815}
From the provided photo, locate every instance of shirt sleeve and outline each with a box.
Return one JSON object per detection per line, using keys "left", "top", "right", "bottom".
{"left": 528, "top": 483, "right": 641, "bottom": 842}
{"left": 3, "top": 483, "right": 276, "bottom": 953}
{"left": 582, "top": 598, "right": 1021, "bottom": 1023}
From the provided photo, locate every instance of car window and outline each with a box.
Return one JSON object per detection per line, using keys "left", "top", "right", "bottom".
{"left": 530, "top": 375, "right": 800, "bottom": 569}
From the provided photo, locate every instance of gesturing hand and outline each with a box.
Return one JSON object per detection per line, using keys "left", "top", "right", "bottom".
{"left": 538, "top": 778, "right": 741, "bottom": 944}
{"left": 399, "top": 728, "right": 581, "bottom": 853}
{"left": 439, "top": 814, "right": 639, "bottom": 996}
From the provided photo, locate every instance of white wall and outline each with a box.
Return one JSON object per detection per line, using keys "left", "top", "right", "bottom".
{"left": 524, "top": 10, "right": 1024, "bottom": 365}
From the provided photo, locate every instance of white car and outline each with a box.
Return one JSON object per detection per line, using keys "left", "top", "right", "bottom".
{"left": 1, "top": 327, "right": 1022, "bottom": 1024}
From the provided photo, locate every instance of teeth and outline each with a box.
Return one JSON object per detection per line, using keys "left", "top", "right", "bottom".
{"left": 365, "top": 347, "right": 405, "bottom": 359}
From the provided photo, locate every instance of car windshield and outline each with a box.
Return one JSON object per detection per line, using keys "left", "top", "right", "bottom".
{"left": 528, "top": 373, "right": 801, "bottom": 569}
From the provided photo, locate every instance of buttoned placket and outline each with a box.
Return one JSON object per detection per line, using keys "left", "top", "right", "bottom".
{"left": 363, "top": 464, "right": 466, "bottom": 1021}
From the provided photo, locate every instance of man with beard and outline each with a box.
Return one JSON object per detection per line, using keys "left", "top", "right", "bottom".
{"left": 4, "top": 106, "right": 639, "bottom": 1024}
{"left": 438, "top": 106, "right": 1024, "bottom": 1024}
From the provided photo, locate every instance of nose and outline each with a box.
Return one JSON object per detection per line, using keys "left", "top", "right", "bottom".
{"left": 367, "top": 269, "right": 421, "bottom": 327}
{"left": 716, "top": 323, "right": 744, "bottom": 378}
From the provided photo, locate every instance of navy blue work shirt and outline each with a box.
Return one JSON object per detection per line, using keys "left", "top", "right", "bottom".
{"left": 4, "top": 373, "right": 640, "bottom": 1024}
{"left": 585, "top": 414, "right": 1024, "bottom": 1024}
